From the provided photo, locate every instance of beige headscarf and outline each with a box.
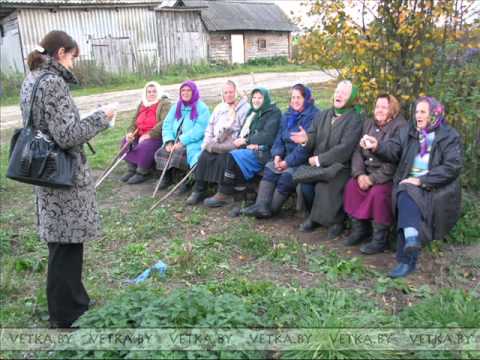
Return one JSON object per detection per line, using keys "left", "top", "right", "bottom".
{"left": 142, "top": 81, "right": 169, "bottom": 107}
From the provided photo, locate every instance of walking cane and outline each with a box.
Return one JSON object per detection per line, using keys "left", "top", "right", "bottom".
{"left": 97, "top": 129, "right": 138, "bottom": 181}
{"left": 152, "top": 117, "right": 185, "bottom": 198}
{"left": 150, "top": 164, "right": 197, "bottom": 212}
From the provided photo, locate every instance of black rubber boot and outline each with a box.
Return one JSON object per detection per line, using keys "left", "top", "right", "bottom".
{"left": 343, "top": 218, "right": 372, "bottom": 246}
{"left": 241, "top": 180, "right": 275, "bottom": 218}
{"left": 270, "top": 190, "right": 289, "bottom": 215}
{"left": 157, "top": 170, "right": 172, "bottom": 190}
{"left": 120, "top": 163, "right": 137, "bottom": 183}
{"left": 127, "top": 167, "right": 149, "bottom": 184}
{"left": 360, "top": 222, "right": 389, "bottom": 254}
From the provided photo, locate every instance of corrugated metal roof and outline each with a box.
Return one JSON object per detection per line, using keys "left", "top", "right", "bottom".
{"left": 161, "top": 0, "right": 298, "bottom": 32}
{"left": 1, "top": 0, "right": 161, "bottom": 5}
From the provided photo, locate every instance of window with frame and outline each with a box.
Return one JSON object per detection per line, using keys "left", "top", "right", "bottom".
{"left": 257, "top": 39, "right": 267, "bottom": 50}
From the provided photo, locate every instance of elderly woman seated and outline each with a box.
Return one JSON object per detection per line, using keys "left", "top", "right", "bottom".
{"left": 242, "top": 84, "right": 319, "bottom": 218}
{"left": 120, "top": 81, "right": 171, "bottom": 184}
{"left": 204, "top": 86, "right": 282, "bottom": 207}
{"left": 186, "top": 80, "right": 250, "bottom": 205}
{"left": 343, "top": 94, "right": 407, "bottom": 253}
{"left": 154, "top": 80, "right": 210, "bottom": 191}
{"left": 361, "top": 96, "right": 463, "bottom": 278}
{"left": 291, "top": 80, "right": 363, "bottom": 239}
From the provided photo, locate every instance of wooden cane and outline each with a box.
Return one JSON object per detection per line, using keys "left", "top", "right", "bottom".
{"left": 152, "top": 142, "right": 176, "bottom": 198}
{"left": 95, "top": 152, "right": 128, "bottom": 188}
{"left": 97, "top": 129, "right": 138, "bottom": 182}
{"left": 152, "top": 117, "right": 186, "bottom": 198}
{"left": 149, "top": 164, "right": 197, "bottom": 212}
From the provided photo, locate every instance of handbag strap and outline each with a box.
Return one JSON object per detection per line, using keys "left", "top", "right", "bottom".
{"left": 25, "top": 71, "right": 56, "bottom": 128}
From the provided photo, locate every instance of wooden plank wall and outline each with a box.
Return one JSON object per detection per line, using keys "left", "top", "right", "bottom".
{"left": 208, "top": 32, "right": 231, "bottom": 63}
{"left": 244, "top": 31, "right": 290, "bottom": 61}
{"left": 156, "top": 10, "right": 208, "bottom": 68}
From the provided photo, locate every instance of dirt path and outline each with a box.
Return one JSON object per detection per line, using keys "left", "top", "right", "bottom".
{"left": 0, "top": 70, "right": 336, "bottom": 130}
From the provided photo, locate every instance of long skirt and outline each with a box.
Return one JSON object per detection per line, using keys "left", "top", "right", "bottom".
{"left": 343, "top": 178, "right": 394, "bottom": 225}
{"left": 230, "top": 149, "right": 263, "bottom": 181}
{"left": 47, "top": 243, "right": 89, "bottom": 327}
{"left": 154, "top": 147, "right": 188, "bottom": 172}
{"left": 121, "top": 138, "right": 162, "bottom": 170}
{"left": 195, "top": 150, "right": 229, "bottom": 184}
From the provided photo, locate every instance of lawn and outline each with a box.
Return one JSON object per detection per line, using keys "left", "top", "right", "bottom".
{"left": 0, "top": 83, "right": 479, "bottom": 359}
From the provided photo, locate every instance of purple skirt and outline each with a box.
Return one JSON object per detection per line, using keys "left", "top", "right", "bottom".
{"left": 343, "top": 178, "right": 393, "bottom": 225}
{"left": 120, "top": 137, "right": 162, "bottom": 170}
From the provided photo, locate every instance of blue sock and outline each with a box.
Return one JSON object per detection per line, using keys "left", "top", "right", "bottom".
{"left": 404, "top": 227, "right": 418, "bottom": 239}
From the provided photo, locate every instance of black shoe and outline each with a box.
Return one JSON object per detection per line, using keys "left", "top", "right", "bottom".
{"left": 327, "top": 223, "right": 345, "bottom": 239}
{"left": 388, "top": 262, "right": 416, "bottom": 278}
{"left": 204, "top": 193, "right": 232, "bottom": 208}
{"left": 344, "top": 219, "right": 372, "bottom": 246}
{"left": 120, "top": 172, "right": 135, "bottom": 183}
{"left": 186, "top": 191, "right": 207, "bottom": 205}
{"left": 127, "top": 173, "right": 147, "bottom": 184}
{"left": 299, "top": 218, "right": 316, "bottom": 232}
{"left": 177, "top": 181, "right": 190, "bottom": 195}
{"left": 157, "top": 174, "right": 172, "bottom": 190}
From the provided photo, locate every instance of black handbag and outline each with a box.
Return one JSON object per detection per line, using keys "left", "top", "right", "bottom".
{"left": 293, "top": 162, "right": 345, "bottom": 184}
{"left": 6, "top": 72, "right": 75, "bottom": 188}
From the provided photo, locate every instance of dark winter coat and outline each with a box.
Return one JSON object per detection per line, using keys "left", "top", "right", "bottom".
{"left": 20, "top": 58, "right": 110, "bottom": 244}
{"left": 351, "top": 115, "right": 407, "bottom": 184}
{"left": 271, "top": 104, "right": 319, "bottom": 167}
{"left": 376, "top": 123, "right": 463, "bottom": 243}
{"left": 301, "top": 108, "right": 363, "bottom": 226}
{"left": 245, "top": 104, "right": 282, "bottom": 165}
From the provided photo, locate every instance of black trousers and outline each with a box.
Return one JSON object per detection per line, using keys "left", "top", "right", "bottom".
{"left": 47, "top": 243, "right": 90, "bottom": 327}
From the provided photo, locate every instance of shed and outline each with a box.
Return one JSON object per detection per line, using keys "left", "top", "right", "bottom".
{"left": 156, "top": 0, "right": 298, "bottom": 65}
{"left": 0, "top": 0, "right": 163, "bottom": 73}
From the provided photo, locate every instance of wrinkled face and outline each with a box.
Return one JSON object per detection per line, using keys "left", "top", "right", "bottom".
{"left": 251, "top": 91, "right": 264, "bottom": 110}
{"left": 57, "top": 47, "right": 77, "bottom": 70}
{"left": 374, "top": 97, "right": 391, "bottom": 126}
{"left": 290, "top": 89, "right": 305, "bottom": 112}
{"left": 333, "top": 82, "right": 351, "bottom": 109}
{"left": 415, "top": 101, "right": 431, "bottom": 130}
{"left": 180, "top": 86, "right": 193, "bottom": 102}
{"left": 223, "top": 84, "right": 236, "bottom": 105}
{"left": 146, "top": 85, "right": 157, "bottom": 102}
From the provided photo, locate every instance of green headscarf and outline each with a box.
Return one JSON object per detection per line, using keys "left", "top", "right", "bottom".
{"left": 333, "top": 80, "right": 361, "bottom": 116}
{"left": 247, "top": 87, "right": 273, "bottom": 120}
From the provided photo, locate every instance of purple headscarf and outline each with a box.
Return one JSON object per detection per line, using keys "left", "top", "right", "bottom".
{"left": 175, "top": 80, "right": 200, "bottom": 120}
{"left": 416, "top": 96, "right": 445, "bottom": 156}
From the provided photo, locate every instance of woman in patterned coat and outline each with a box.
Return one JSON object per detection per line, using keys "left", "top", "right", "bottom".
{"left": 20, "top": 31, "right": 114, "bottom": 328}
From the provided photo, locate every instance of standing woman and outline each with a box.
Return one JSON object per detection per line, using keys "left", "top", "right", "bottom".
{"left": 361, "top": 96, "right": 463, "bottom": 278}
{"left": 186, "top": 80, "right": 249, "bottom": 205}
{"left": 120, "top": 81, "right": 171, "bottom": 184}
{"left": 242, "top": 84, "right": 319, "bottom": 218}
{"left": 154, "top": 80, "right": 210, "bottom": 190}
{"left": 291, "top": 80, "right": 363, "bottom": 239}
{"left": 343, "top": 94, "right": 407, "bottom": 253}
{"left": 204, "top": 86, "right": 282, "bottom": 207}
{"left": 20, "top": 31, "right": 114, "bottom": 328}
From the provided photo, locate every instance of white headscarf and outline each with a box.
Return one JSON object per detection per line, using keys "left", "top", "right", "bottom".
{"left": 142, "top": 81, "right": 169, "bottom": 107}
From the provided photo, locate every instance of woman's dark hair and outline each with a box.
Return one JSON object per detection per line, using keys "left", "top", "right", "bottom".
{"left": 27, "top": 30, "right": 79, "bottom": 71}
{"left": 291, "top": 83, "right": 307, "bottom": 98}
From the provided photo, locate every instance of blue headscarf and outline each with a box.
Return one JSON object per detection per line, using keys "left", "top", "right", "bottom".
{"left": 287, "top": 84, "right": 314, "bottom": 129}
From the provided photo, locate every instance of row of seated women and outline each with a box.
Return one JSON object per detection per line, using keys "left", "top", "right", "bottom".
{"left": 119, "top": 79, "right": 463, "bottom": 279}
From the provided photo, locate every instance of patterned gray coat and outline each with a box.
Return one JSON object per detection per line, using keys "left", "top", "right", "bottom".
{"left": 20, "top": 58, "right": 110, "bottom": 243}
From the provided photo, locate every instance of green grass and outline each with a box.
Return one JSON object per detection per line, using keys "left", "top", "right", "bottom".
{"left": 1, "top": 84, "right": 479, "bottom": 360}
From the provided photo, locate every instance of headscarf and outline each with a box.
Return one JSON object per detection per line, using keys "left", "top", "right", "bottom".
{"left": 239, "top": 87, "right": 273, "bottom": 139}
{"left": 287, "top": 83, "right": 314, "bottom": 129}
{"left": 142, "top": 81, "right": 169, "bottom": 107}
{"left": 333, "top": 80, "right": 360, "bottom": 116}
{"left": 416, "top": 96, "right": 445, "bottom": 156}
{"left": 175, "top": 80, "right": 200, "bottom": 120}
